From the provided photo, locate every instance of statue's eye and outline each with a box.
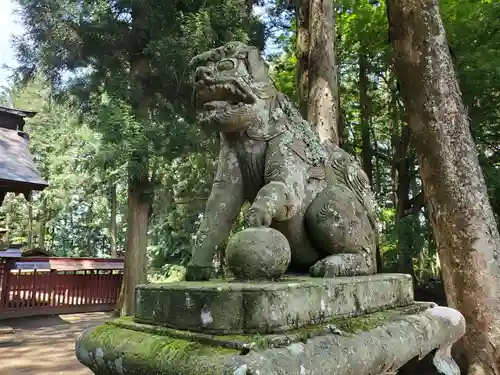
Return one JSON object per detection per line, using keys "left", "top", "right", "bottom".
{"left": 216, "top": 59, "right": 235, "bottom": 72}
{"left": 224, "top": 43, "right": 235, "bottom": 53}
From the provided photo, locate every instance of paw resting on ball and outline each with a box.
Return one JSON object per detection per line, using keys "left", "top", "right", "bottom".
{"left": 245, "top": 204, "right": 272, "bottom": 227}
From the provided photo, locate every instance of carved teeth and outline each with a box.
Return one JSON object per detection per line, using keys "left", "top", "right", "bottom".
{"left": 194, "top": 79, "right": 255, "bottom": 109}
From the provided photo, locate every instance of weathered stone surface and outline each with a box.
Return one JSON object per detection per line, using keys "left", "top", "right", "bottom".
{"left": 185, "top": 41, "right": 379, "bottom": 281}
{"left": 225, "top": 227, "right": 291, "bottom": 280}
{"left": 135, "top": 274, "right": 414, "bottom": 334}
{"left": 75, "top": 304, "right": 466, "bottom": 375}
{"left": 114, "top": 302, "right": 435, "bottom": 351}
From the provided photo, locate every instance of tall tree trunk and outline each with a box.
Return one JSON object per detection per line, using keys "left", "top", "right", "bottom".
{"left": 70, "top": 212, "right": 75, "bottom": 251}
{"left": 38, "top": 219, "right": 45, "bottom": 249}
{"left": 388, "top": 82, "right": 414, "bottom": 277}
{"left": 120, "top": 1, "right": 152, "bottom": 316}
{"left": 307, "top": 0, "right": 339, "bottom": 144}
{"left": 359, "top": 51, "right": 373, "bottom": 186}
{"left": 37, "top": 201, "right": 46, "bottom": 249}
{"left": 27, "top": 201, "right": 33, "bottom": 249}
{"left": 4, "top": 209, "right": 9, "bottom": 244}
{"left": 245, "top": 0, "right": 253, "bottom": 14}
{"left": 48, "top": 225, "right": 55, "bottom": 251}
{"left": 388, "top": 0, "right": 500, "bottom": 373}
{"left": 336, "top": 8, "right": 346, "bottom": 149}
{"left": 296, "top": 0, "right": 310, "bottom": 119}
{"left": 395, "top": 125, "right": 414, "bottom": 277}
{"left": 409, "top": 166, "right": 425, "bottom": 283}
{"left": 121, "top": 172, "right": 150, "bottom": 316}
{"left": 86, "top": 202, "right": 94, "bottom": 257}
{"left": 109, "top": 183, "right": 118, "bottom": 258}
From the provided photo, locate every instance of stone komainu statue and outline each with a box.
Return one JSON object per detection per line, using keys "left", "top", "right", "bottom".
{"left": 185, "top": 41, "right": 379, "bottom": 281}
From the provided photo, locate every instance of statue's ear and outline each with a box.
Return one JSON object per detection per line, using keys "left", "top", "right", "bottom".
{"left": 245, "top": 47, "right": 269, "bottom": 81}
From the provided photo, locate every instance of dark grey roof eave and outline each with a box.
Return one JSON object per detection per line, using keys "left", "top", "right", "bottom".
{"left": 0, "top": 105, "right": 37, "bottom": 118}
{"left": 0, "top": 178, "right": 48, "bottom": 191}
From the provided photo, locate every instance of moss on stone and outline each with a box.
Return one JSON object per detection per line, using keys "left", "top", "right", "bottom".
{"left": 328, "top": 303, "right": 430, "bottom": 333}
{"left": 84, "top": 323, "right": 238, "bottom": 375}
{"left": 138, "top": 278, "right": 231, "bottom": 289}
{"left": 92, "top": 323, "right": 236, "bottom": 358}
{"left": 103, "top": 303, "right": 431, "bottom": 359}
{"left": 79, "top": 302, "right": 464, "bottom": 375}
{"left": 135, "top": 274, "right": 415, "bottom": 335}
{"left": 329, "top": 312, "right": 394, "bottom": 333}
{"left": 110, "top": 317, "right": 250, "bottom": 351}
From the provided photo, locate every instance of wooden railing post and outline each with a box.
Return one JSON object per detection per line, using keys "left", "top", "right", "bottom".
{"left": 0, "top": 259, "right": 13, "bottom": 310}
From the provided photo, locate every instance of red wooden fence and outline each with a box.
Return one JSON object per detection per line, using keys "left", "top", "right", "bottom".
{"left": 0, "top": 257, "right": 123, "bottom": 320}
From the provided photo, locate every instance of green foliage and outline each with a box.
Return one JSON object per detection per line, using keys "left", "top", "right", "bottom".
{"left": 267, "top": 22, "right": 297, "bottom": 100}
{"left": 149, "top": 150, "right": 218, "bottom": 268}
{"left": 9, "top": 0, "right": 263, "bottom": 267}
{"left": 4, "top": 0, "right": 499, "bottom": 283}
{"left": 0, "top": 76, "right": 127, "bottom": 256}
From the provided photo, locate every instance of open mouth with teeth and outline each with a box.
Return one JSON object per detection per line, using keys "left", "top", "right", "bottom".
{"left": 192, "top": 79, "right": 256, "bottom": 131}
{"left": 193, "top": 79, "right": 255, "bottom": 109}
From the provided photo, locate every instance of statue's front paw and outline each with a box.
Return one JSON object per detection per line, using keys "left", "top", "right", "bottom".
{"left": 246, "top": 205, "right": 272, "bottom": 227}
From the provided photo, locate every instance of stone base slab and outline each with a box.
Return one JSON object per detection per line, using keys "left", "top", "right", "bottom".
{"left": 134, "top": 273, "right": 414, "bottom": 334}
{"left": 107, "top": 302, "right": 435, "bottom": 351}
{"left": 76, "top": 304, "right": 466, "bottom": 375}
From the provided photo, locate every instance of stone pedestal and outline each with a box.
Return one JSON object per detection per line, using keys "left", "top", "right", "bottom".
{"left": 75, "top": 274, "right": 465, "bottom": 375}
{"left": 135, "top": 274, "right": 414, "bottom": 334}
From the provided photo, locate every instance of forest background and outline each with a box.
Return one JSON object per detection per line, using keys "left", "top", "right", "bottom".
{"left": 0, "top": 0, "right": 498, "bottom": 316}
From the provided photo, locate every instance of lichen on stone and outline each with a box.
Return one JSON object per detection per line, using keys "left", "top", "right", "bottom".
{"left": 106, "top": 302, "right": 432, "bottom": 358}
{"left": 186, "top": 41, "right": 380, "bottom": 281}
{"left": 77, "top": 300, "right": 466, "bottom": 375}
{"left": 85, "top": 323, "right": 238, "bottom": 375}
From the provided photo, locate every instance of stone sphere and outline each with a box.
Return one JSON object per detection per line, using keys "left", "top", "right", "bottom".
{"left": 226, "top": 227, "right": 291, "bottom": 281}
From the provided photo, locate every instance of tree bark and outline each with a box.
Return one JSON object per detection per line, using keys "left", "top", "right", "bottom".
{"left": 296, "top": 0, "right": 310, "bottom": 119}
{"left": 38, "top": 219, "right": 45, "bottom": 249}
{"left": 395, "top": 124, "right": 414, "bottom": 277}
{"left": 121, "top": 173, "right": 150, "bottom": 316}
{"left": 110, "top": 183, "right": 118, "bottom": 258}
{"left": 120, "top": 0, "right": 152, "bottom": 316}
{"left": 336, "top": 10, "right": 346, "bottom": 149}
{"left": 4, "top": 206, "right": 10, "bottom": 244}
{"left": 307, "top": 0, "right": 339, "bottom": 145}
{"left": 86, "top": 202, "right": 94, "bottom": 257}
{"left": 388, "top": 0, "right": 500, "bottom": 372}
{"left": 27, "top": 200, "right": 33, "bottom": 249}
{"left": 37, "top": 197, "right": 48, "bottom": 249}
{"left": 37, "top": 203, "right": 46, "bottom": 250}
{"left": 359, "top": 51, "right": 373, "bottom": 186}
{"left": 389, "top": 82, "right": 414, "bottom": 277}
